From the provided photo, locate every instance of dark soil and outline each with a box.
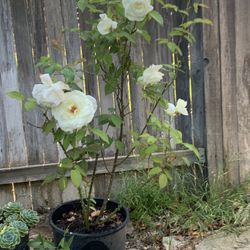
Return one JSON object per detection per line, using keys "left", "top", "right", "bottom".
{"left": 31, "top": 214, "right": 202, "bottom": 249}
{"left": 55, "top": 208, "right": 125, "bottom": 234}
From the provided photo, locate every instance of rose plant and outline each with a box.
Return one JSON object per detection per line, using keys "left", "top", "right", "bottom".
{"left": 7, "top": 0, "right": 211, "bottom": 245}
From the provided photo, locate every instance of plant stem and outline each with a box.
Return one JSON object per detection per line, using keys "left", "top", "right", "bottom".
{"left": 78, "top": 187, "right": 89, "bottom": 231}
{"left": 114, "top": 81, "right": 173, "bottom": 167}
{"left": 86, "top": 153, "right": 99, "bottom": 224}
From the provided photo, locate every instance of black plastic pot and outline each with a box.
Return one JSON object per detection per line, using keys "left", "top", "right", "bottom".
{"left": 0, "top": 234, "right": 29, "bottom": 250}
{"left": 49, "top": 199, "right": 129, "bottom": 250}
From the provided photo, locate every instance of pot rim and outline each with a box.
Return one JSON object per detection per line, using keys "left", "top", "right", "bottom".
{"left": 49, "top": 198, "right": 129, "bottom": 238}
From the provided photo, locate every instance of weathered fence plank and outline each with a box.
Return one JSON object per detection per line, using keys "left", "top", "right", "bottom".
{"left": 234, "top": 2, "right": 250, "bottom": 181}
{"left": 174, "top": 0, "right": 192, "bottom": 144}
{"left": 202, "top": 0, "right": 224, "bottom": 181}
{"left": 44, "top": 0, "right": 65, "bottom": 64}
{"left": 0, "top": 0, "right": 28, "bottom": 206}
{"left": 218, "top": 0, "right": 240, "bottom": 184}
{"left": 0, "top": 150, "right": 205, "bottom": 185}
{"left": 190, "top": 6, "right": 206, "bottom": 149}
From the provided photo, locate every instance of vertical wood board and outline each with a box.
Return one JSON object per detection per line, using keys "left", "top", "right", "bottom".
{"left": 202, "top": 0, "right": 224, "bottom": 180}
{"left": 234, "top": 1, "right": 250, "bottom": 181}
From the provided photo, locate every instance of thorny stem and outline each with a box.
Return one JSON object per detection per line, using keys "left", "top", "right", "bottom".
{"left": 114, "top": 81, "right": 173, "bottom": 167}
{"left": 78, "top": 186, "right": 89, "bottom": 231}
{"left": 86, "top": 153, "right": 99, "bottom": 224}
{"left": 97, "top": 40, "right": 129, "bottom": 220}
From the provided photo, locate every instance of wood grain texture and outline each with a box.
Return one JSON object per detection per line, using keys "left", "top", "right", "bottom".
{"left": 234, "top": 1, "right": 250, "bottom": 182}
{"left": 44, "top": 0, "right": 65, "bottom": 64}
{"left": 218, "top": 0, "right": 240, "bottom": 184}
{"left": 0, "top": 0, "right": 29, "bottom": 207}
{"left": 202, "top": 0, "right": 224, "bottom": 181}
{"left": 60, "top": 0, "right": 81, "bottom": 64}
{"left": 190, "top": 6, "right": 206, "bottom": 149}
{"left": 0, "top": 149, "right": 205, "bottom": 185}
{"left": 174, "top": 0, "right": 192, "bottom": 144}
{"left": 27, "top": 0, "right": 47, "bottom": 66}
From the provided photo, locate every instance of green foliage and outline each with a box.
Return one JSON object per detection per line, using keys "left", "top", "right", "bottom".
{"left": 2, "top": 202, "right": 23, "bottom": 218}
{"left": 20, "top": 209, "right": 39, "bottom": 228}
{"left": 116, "top": 170, "right": 250, "bottom": 234}
{"left": 6, "top": 91, "right": 25, "bottom": 102}
{"left": 115, "top": 173, "right": 172, "bottom": 227}
{"left": 7, "top": 0, "right": 210, "bottom": 232}
{"left": 0, "top": 226, "right": 21, "bottom": 250}
{"left": 28, "top": 234, "right": 73, "bottom": 250}
{"left": 0, "top": 209, "right": 3, "bottom": 222}
{"left": 4, "top": 214, "right": 20, "bottom": 224}
{"left": 9, "top": 220, "right": 28, "bottom": 237}
{"left": 0, "top": 201, "right": 39, "bottom": 249}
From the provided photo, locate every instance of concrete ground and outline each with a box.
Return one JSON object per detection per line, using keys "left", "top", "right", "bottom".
{"left": 195, "top": 227, "right": 250, "bottom": 250}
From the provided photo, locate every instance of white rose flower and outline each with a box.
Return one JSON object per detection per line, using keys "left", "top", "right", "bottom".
{"left": 97, "top": 14, "right": 118, "bottom": 35}
{"left": 122, "top": 0, "right": 153, "bottom": 21}
{"left": 51, "top": 90, "right": 97, "bottom": 133}
{"left": 166, "top": 99, "right": 188, "bottom": 116}
{"left": 137, "top": 64, "right": 164, "bottom": 85}
{"left": 32, "top": 74, "right": 69, "bottom": 108}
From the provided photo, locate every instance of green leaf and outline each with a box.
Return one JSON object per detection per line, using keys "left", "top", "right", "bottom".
{"left": 145, "top": 144, "right": 158, "bottom": 155}
{"left": 76, "top": 128, "right": 86, "bottom": 143}
{"left": 42, "top": 119, "right": 56, "bottom": 135}
{"left": 91, "top": 128, "right": 110, "bottom": 143}
{"left": 24, "top": 98, "right": 37, "bottom": 111}
{"left": 42, "top": 175, "right": 56, "bottom": 185}
{"left": 63, "top": 135, "right": 71, "bottom": 150}
{"left": 54, "top": 128, "right": 64, "bottom": 142}
{"left": 85, "top": 143, "right": 103, "bottom": 153}
{"left": 117, "top": 31, "right": 135, "bottom": 43}
{"left": 149, "top": 11, "right": 164, "bottom": 26}
{"left": 193, "top": 3, "right": 208, "bottom": 13}
{"left": 183, "top": 143, "right": 200, "bottom": 160}
{"left": 58, "top": 177, "right": 68, "bottom": 191}
{"left": 111, "top": 115, "right": 123, "bottom": 128}
{"left": 159, "top": 173, "right": 168, "bottom": 189}
{"left": 163, "top": 3, "right": 179, "bottom": 12}
{"left": 71, "top": 169, "right": 82, "bottom": 188}
{"left": 140, "top": 133, "right": 157, "bottom": 144}
{"left": 148, "top": 167, "right": 162, "bottom": 177}
{"left": 6, "top": 91, "right": 25, "bottom": 101}
{"left": 62, "top": 67, "right": 75, "bottom": 83}
{"left": 75, "top": 164, "right": 87, "bottom": 177}
{"left": 60, "top": 158, "right": 73, "bottom": 169}
{"left": 166, "top": 41, "right": 183, "bottom": 56}
{"left": 181, "top": 18, "right": 212, "bottom": 29}
{"left": 77, "top": 0, "right": 88, "bottom": 12}
{"left": 105, "top": 82, "right": 117, "bottom": 95}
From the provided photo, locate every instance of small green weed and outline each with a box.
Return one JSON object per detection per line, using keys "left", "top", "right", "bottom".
{"left": 115, "top": 167, "right": 250, "bottom": 235}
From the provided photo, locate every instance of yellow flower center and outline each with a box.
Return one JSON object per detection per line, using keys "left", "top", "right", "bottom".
{"left": 69, "top": 104, "right": 79, "bottom": 114}
{"left": 134, "top": 2, "right": 143, "bottom": 9}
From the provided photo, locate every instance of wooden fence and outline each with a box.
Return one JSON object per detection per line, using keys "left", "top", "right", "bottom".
{"left": 0, "top": 0, "right": 206, "bottom": 209}
{"left": 203, "top": 0, "right": 250, "bottom": 185}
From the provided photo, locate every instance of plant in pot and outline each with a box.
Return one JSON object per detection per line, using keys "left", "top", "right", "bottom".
{"left": 7, "top": 0, "right": 210, "bottom": 249}
{"left": 0, "top": 202, "right": 39, "bottom": 250}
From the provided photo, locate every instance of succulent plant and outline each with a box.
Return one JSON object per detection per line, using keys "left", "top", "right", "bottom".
{"left": 4, "top": 214, "right": 20, "bottom": 224}
{"left": 20, "top": 209, "right": 39, "bottom": 228}
{"left": 0, "top": 224, "right": 4, "bottom": 232}
{"left": 2, "top": 202, "right": 23, "bottom": 219}
{"left": 9, "top": 220, "right": 28, "bottom": 238}
{"left": 0, "top": 209, "right": 3, "bottom": 222}
{"left": 0, "top": 225, "right": 21, "bottom": 250}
